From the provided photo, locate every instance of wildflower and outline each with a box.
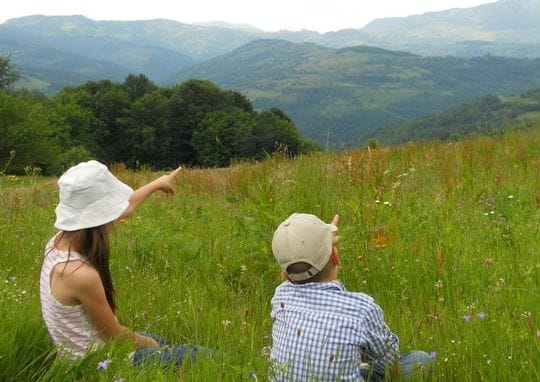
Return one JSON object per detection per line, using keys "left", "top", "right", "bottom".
{"left": 435, "top": 280, "right": 443, "bottom": 290}
{"left": 113, "top": 379, "right": 125, "bottom": 382}
{"left": 477, "top": 312, "right": 488, "bottom": 320}
{"left": 429, "top": 351, "right": 437, "bottom": 360}
{"left": 508, "top": 195, "right": 514, "bottom": 199}
{"left": 383, "top": 201, "right": 392, "bottom": 207}
{"left": 536, "top": 330, "right": 540, "bottom": 338}
{"left": 485, "top": 258, "right": 493, "bottom": 266}
{"left": 97, "top": 359, "right": 112, "bottom": 370}
{"left": 261, "top": 345, "right": 271, "bottom": 359}
{"left": 249, "top": 371, "right": 258, "bottom": 380}
{"left": 375, "top": 199, "right": 380, "bottom": 204}
{"left": 462, "top": 314, "right": 472, "bottom": 322}
{"left": 222, "top": 319, "right": 232, "bottom": 330}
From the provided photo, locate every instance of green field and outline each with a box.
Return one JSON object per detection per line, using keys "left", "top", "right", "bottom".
{"left": 1, "top": 128, "right": 539, "bottom": 381}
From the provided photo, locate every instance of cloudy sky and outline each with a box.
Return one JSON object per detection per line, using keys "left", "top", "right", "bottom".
{"left": 1, "top": 0, "right": 498, "bottom": 32}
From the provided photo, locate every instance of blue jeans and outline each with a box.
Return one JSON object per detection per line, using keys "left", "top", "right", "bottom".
{"left": 132, "top": 333, "right": 212, "bottom": 368}
{"left": 361, "top": 351, "right": 433, "bottom": 381}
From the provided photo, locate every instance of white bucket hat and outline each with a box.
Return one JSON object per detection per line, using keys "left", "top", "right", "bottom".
{"left": 54, "top": 160, "right": 134, "bottom": 231}
{"left": 272, "top": 213, "right": 337, "bottom": 282}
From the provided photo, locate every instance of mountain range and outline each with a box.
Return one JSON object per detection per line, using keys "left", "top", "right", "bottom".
{"left": 2, "top": 0, "right": 540, "bottom": 145}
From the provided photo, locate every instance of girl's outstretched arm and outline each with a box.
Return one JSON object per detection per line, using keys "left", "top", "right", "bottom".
{"left": 120, "top": 167, "right": 182, "bottom": 219}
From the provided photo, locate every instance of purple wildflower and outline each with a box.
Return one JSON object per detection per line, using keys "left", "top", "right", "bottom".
{"left": 97, "top": 359, "right": 112, "bottom": 370}
{"left": 462, "top": 314, "right": 472, "bottom": 322}
{"left": 429, "top": 351, "right": 437, "bottom": 360}
{"left": 477, "top": 312, "right": 488, "bottom": 320}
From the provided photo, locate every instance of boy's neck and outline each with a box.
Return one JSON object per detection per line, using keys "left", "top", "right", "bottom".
{"left": 318, "top": 267, "right": 339, "bottom": 282}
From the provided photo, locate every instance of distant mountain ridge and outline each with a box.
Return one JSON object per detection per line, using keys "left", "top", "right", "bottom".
{"left": 3, "top": 0, "right": 539, "bottom": 93}
{"left": 361, "top": 0, "right": 540, "bottom": 56}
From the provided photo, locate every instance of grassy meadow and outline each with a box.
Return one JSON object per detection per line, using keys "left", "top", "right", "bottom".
{"left": 1, "top": 128, "right": 539, "bottom": 381}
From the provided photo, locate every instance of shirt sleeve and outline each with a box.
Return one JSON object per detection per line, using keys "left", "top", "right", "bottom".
{"left": 362, "top": 302, "right": 400, "bottom": 375}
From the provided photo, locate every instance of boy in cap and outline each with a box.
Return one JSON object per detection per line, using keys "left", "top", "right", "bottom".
{"left": 270, "top": 213, "right": 431, "bottom": 381}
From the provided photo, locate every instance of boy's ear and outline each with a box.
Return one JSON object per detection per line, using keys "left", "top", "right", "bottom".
{"left": 330, "top": 247, "right": 340, "bottom": 266}
{"left": 282, "top": 270, "right": 293, "bottom": 282}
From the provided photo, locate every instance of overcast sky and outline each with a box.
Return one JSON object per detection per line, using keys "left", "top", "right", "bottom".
{"left": 1, "top": 0, "right": 498, "bottom": 33}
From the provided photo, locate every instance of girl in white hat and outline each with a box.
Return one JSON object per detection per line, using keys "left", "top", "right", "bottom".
{"left": 40, "top": 160, "right": 206, "bottom": 365}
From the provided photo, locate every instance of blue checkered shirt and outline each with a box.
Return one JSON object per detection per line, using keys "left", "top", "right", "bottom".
{"left": 270, "top": 281, "right": 399, "bottom": 381}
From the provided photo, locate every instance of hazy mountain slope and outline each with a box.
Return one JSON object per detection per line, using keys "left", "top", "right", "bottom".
{"left": 364, "top": 0, "right": 540, "bottom": 33}
{"left": 1, "top": 17, "right": 196, "bottom": 83}
{"left": 174, "top": 40, "right": 540, "bottom": 146}
{"left": 3, "top": 15, "right": 256, "bottom": 61}
{"left": 359, "top": 0, "right": 540, "bottom": 56}
{"left": 0, "top": 24, "right": 128, "bottom": 93}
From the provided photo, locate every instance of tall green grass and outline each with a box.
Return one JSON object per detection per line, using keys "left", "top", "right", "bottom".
{"left": 1, "top": 128, "right": 539, "bottom": 381}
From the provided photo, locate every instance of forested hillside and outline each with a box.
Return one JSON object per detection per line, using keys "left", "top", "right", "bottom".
{"left": 370, "top": 89, "right": 540, "bottom": 144}
{"left": 174, "top": 40, "right": 540, "bottom": 146}
{"left": 371, "top": 89, "right": 540, "bottom": 144}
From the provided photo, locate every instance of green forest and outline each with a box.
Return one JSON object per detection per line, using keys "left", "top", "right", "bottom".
{"left": 0, "top": 56, "right": 316, "bottom": 174}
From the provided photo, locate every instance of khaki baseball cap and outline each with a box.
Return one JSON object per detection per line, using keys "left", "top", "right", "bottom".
{"left": 272, "top": 213, "right": 337, "bottom": 282}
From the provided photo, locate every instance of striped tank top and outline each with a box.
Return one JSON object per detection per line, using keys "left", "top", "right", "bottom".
{"left": 39, "top": 235, "right": 103, "bottom": 358}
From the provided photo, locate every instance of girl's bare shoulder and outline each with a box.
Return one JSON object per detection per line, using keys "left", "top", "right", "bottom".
{"left": 53, "top": 260, "right": 101, "bottom": 290}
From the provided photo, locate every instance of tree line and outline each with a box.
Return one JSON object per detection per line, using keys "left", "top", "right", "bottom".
{"left": 0, "top": 56, "right": 318, "bottom": 174}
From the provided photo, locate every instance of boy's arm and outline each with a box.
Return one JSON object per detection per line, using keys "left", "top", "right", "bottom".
{"left": 120, "top": 167, "right": 181, "bottom": 219}
{"left": 363, "top": 302, "right": 400, "bottom": 376}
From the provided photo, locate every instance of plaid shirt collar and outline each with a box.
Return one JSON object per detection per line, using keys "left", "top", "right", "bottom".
{"left": 286, "top": 280, "right": 346, "bottom": 291}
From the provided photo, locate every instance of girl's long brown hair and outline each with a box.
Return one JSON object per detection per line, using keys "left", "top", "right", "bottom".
{"left": 55, "top": 225, "right": 116, "bottom": 313}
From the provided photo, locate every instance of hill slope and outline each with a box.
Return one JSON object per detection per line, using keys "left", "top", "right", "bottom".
{"left": 174, "top": 39, "right": 540, "bottom": 146}
{"left": 372, "top": 88, "right": 540, "bottom": 144}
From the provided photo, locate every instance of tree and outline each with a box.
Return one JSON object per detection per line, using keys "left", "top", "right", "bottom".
{"left": 119, "top": 91, "right": 170, "bottom": 168}
{"left": 0, "top": 93, "right": 63, "bottom": 173}
{"left": 191, "top": 107, "right": 255, "bottom": 167}
{"left": 123, "top": 74, "right": 158, "bottom": 101}
{"left": 77, "top": 80, "right": 131, "bottom": 162}
{"left": 252, "top": 108, "right": 303, "bottom": 157}
{"left": 0, "top": 55, "right": 19, "bottom": 93}
{"left": 167, "top": 79, "right": 240, "bottom": 165}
